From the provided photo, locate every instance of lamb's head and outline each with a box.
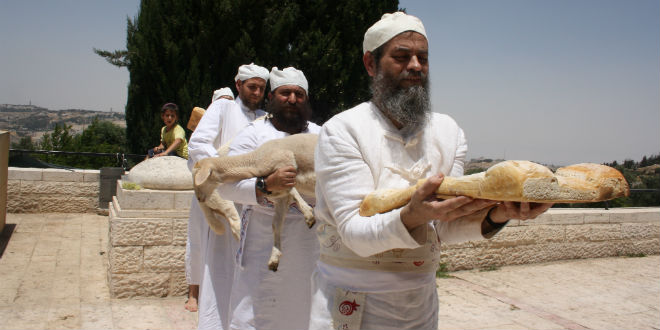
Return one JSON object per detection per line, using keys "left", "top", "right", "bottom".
{"left": 193, "top": 158, "right": 220, "bottom": 203}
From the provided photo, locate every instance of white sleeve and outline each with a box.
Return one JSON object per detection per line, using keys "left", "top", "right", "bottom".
{"left": 448, "top": 128, "right": 467, "bottom": 177}
{"left": 215, "top": 124, "right": 260, "bottom": 206}
{"left": 315, "top": 123, "right": 421, "bottom": 258}
{"left": 187, "top": 101, "right": 226, "bottom": 169}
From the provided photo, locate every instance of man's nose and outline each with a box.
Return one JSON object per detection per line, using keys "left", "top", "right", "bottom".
{"left": 287, "top": 93, "right": 296, "bottom": 104}
{"left": 408, "top": 55, "right": 422, "bottom": 71}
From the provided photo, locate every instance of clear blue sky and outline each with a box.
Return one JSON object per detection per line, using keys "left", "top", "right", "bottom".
{"left": 1, "top": 0, "right": 658, "bottom": 165}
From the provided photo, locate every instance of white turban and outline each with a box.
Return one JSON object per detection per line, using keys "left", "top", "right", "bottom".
{"left": 269, "top": 67, "right": 309, "bottom": 94}
{"left": 363, "top": 12, "right": 427, "bottom": 54}
{"left": 212, "top": 87, "right": 234, "bottom": 102}
{"left": 234, "top": 63, "right": 270, "bottom": 82}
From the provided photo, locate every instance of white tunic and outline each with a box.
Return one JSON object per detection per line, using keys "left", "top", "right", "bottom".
{"left": 310, "top": 102, "right": 486, "bottom": 330}
{"left": 216, "top": 119, "right": 321, "bottom": 330}
{"left": 186, "top": 97, "right": 265, "bottom": 330}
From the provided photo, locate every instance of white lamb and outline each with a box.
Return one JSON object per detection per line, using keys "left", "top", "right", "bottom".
{"left": 193, "top": 133, "right": 317, "bottom": 271}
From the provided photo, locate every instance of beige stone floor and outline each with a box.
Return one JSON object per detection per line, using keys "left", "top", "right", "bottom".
{"left": 0, "top": 213, "right": 658, "bottom": 330}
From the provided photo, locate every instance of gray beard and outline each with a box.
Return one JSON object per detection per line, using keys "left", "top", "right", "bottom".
{"left": 371, "top": 71, "right": 431, "bottom": 136}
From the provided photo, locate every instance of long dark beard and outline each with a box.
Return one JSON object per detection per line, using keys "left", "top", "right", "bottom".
{"left": 371, "top": 70, "right": 431, "bottom": 136}
{"left": 266, "top": 99, "right": 312, "bottom": 134}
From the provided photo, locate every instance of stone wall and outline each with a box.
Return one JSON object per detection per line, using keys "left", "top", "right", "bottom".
{"left": 441, "top": 208, "right": 660, "bottom": 271}
{"left": 7, "top": 167, "right": 100, "bottom": 213}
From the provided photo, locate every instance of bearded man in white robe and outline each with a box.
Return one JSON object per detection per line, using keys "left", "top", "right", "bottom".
{"left": 309, "top": 12, "right": 553, "bottom": 330}
{"left": 186, "top": 63, "right": 269, "bottom": 330}
{"left": 216, "top": 66, "right": 321, "bottom": 330}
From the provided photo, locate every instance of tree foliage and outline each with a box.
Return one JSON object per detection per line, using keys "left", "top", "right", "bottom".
{"left": 97, "top": 0, "right": 399, "bottom": 154}
{"left": 14, "top": 119, "right": 129, "bottom": 169}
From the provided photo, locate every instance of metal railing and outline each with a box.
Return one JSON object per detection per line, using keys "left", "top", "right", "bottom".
{"left": 9, "top": 149, "right": 145, "bottom": 170}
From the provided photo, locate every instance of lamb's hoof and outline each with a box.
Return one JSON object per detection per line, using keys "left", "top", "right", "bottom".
{"left": 268, "top": 249, "right": 282, "bottom": 272}
{"left": 306, "top": 218, "right": 316, "bottom": 229}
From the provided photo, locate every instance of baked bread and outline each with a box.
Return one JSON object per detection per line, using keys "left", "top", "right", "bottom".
{"left": 359, "top": 160, "right": 629, "bottom": 217}
{"left": 187, "top": 107, "right": 206, "bottom": 131}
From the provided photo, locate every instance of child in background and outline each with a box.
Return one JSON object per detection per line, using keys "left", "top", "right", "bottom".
{"left": 147, "top": 102, "right": 189, "bottom": 159}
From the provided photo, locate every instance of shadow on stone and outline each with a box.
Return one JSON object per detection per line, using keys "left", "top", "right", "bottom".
{"left": 0, "top": 223, "right": 16, "bottom": 258}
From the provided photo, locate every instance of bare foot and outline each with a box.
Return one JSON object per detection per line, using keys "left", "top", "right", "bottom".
{"left": 184, "top": 285, "right": 199, "bottom": 312}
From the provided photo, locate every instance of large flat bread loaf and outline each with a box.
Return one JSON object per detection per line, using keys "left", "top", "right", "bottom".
{"left": 359, "top": 160, "right": 629, "bottom": 217}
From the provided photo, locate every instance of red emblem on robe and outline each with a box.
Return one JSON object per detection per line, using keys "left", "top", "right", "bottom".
{"left": 338, "top": 299, "right": 360, "bottom": 316}
{"left": 413, "top": 260, "right": 424, "bottom": 266}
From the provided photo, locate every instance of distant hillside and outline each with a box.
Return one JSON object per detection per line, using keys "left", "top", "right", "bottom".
{"left": 0, "top": 104, "right": 125, "bottom": 145}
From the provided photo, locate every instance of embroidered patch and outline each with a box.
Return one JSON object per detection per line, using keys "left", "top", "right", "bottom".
{"left": 338, "top": 300, "right": 360, "bottom": 316}
{"left": 332, "top": 288, "right": 366, "bottom": 330}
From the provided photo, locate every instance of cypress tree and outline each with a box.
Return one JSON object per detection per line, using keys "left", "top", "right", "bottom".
{"left": 99, "top": 0, "right": 398, "bottom": 153}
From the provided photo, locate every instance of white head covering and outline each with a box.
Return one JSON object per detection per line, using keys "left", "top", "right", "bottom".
{"left": 212, "top": 87, "right": 234, "bottom": 102}
{"left": 234, "top": 63, "right": 270, "bottom": 82}
{"left": 269, "top": 67, "right": 309, "bottom": 94}
{"left": 363, "top": 12, "right": 427, "bottom": 54}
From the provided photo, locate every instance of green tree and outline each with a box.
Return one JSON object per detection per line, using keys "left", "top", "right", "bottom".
{"left": 71, "top": 118, "right": 128, "bottom": 168}
{"left": 11, "top": 136, "right": 36, "bottom": 150}
{"left": 97, "top": 0, "right": 398, "bottom": 154}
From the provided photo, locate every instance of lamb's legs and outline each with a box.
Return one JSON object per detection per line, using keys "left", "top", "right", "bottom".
{"left": 268, "top": 196, "right": 291, "bottom": 272}
{"left": 200, "top": 191, "right": 241, "bottom": 241}
{"left": 289, "top": 187, "right": 315, "bottom": 228}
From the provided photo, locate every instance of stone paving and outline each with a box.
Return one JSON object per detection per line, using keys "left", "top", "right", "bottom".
{"left": 0, "top": 213, "right": 658, "bottom": 330}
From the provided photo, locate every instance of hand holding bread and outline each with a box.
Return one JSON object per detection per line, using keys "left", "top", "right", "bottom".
{"left": 360, "top": 161, "right": 629, "bottom": 217}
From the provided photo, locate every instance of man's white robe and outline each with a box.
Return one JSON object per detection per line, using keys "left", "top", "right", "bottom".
{"left": 186, "top": 97, "right": 265, "bottom": 330}
{"left": 310, "top": 102, "right": 490, "bottom": 330}
{"left": 216, "top": 119, "right": 321, "bottom": 330}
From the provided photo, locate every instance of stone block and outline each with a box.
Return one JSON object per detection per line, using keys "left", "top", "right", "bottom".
{"left": 83, "top": 170, "right": 100, "bottom": 182}
{"left": 517, "top": 211, "right": 553, "bottom": 226}
{"left": 38, "top": 196, "right": 96, "bottom": 213}
{"left": 143, "top": 246, "right": 185, "bottom": 272}
{"left": 111, "top": 197, "right": 190, "bottom": 218}
{"left": 609, "top": 209, "right": 651, "bottom": 223}
{"left": 7, "top": 180, "right": 20, "bottom": 195}
{"left": 584, "top": 211, "right": 611, "bottom": 224}
{"left": 174, "top": 191, "right": 194, "bottom": 210}
{"left": 19, "top": 181, "right": 98, "bottom": 196}
{"left": 546, "top": 210, "right": 585, "bottom": 225}
{"left": 116, "top": 188, "right": 175, "bottom": 210}
{"left": 7, "top": 195, "right": 40, "bottom": 213}
{"left": 169, "top": 271, "right": 188, "bottom": 296}
{"left": 621, "top": 223, "right": 660, "bottom": 240}
{"left": 109, "top": 246, "right": 142, "bottom": 274}
{"left": 109, "top": 273, "right": 170, "bottom": 298}
{"left": 565, "top": 224, "right": 622, "bottom": 242}
{"left": 42, "top": 169, "right": 84, "bottom": 182}
{"left": 486, "top": 225, "right": 564, "bottom": 248}
{"left": 633, "top": 210, "right": 660, "bottom": 222}
{"left": 172, "top": 218, "right": 188, "bottom": 246}
{"left": 616, "top": 238, "right": 660, "bottom": 256}
{"left": 110, "top": 219, "right": 172, "bottom": 246}
{"left": 8, "top": 167, "right": 42, "bottom": 180}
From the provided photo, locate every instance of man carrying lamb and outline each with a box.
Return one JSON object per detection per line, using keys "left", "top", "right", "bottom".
{"left": 309, "top": 12, "right": 553, "bottom": 330}
{"left": 186, "top": 63, "right": 269, "bottom": 329}
{"left": 216, "top": 66, "right": 321, "bottom": 330}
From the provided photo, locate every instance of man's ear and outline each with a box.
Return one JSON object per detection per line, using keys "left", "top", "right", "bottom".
{"left": 267, "top": 92, "right": 273, "bottom": 101}
{"left": 363, "top": 52, "right": 377, "bottom": 77}
{"left": 235, "top": 80, "right": 242, "bottom": 92}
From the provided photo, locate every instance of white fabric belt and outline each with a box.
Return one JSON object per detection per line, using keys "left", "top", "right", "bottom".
{"left": 317, "top": 223, "right": 441, "bottom": 273}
